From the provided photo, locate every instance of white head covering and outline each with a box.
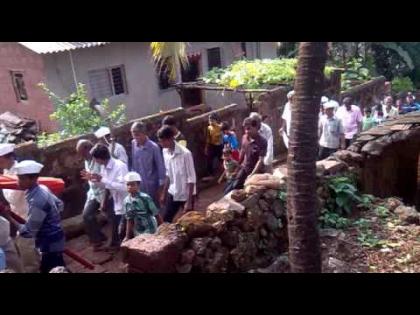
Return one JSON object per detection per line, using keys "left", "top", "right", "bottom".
{"left": 0, "top": 144, "right": 15, "bottom": 157}
{"left": 329, "top": 100, "right": 340, "bottom": 109}
{"left": 323, "top": 101, "right": 336, "bottom": 109}
{"left": 94, "top": 126, "right": 111, "bottom": 139}
{"left": 14, "top": 160, "right": 44, "bottom": 175}
{"left": 124, "top": 171, "right": 142, "bottom": 183}
{"left": 287, "top": 90, "right": 295, "bottom": 99}
{"left": 321, "top": 96, "right": 329, "bottom": 104}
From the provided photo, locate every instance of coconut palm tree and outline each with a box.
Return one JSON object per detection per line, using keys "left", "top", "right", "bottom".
{"left": 150, "top": 42, "right": 189, "bottom": 81}
{"left": 286, "top": 42, "right": 328, "bottom": 273}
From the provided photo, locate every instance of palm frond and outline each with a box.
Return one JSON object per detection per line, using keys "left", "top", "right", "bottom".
{"left": 151, "top": 42, "right": 189, "bottom": 81}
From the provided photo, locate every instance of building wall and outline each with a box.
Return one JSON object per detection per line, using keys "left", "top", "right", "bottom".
{"left": 42, "top": 42, "right": 279, "bottom": 120}
{"left": 0, "top": 42, "right": 56, "bottom": 131}
{"left": 42, "top": 42, "right": 180, "bottom": 120}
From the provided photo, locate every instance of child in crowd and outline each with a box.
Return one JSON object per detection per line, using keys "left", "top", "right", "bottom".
{"left": 221, "top": 121, "right": 240, "bottom": 161}
{"left": 205, "top": 113, "right": 223, "bottom": 178}
{"left": 122, "top": 172, "right": 159, "bottom": 241}
{"left": 373, "top": 104, "right": 384, "bottom": 125}
{"left": 218, "top": 147, "right": 241, "bottom": 195}
{"left": 362, "top": 107, "right": 377, "bottom": 131}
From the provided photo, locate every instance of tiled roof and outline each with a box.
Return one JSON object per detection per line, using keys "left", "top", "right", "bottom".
{"left": 18, "top": 42, "right": 110, "bottom": 54}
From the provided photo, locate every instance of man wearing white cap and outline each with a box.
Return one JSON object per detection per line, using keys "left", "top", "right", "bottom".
{"left": 279, "top": 90, "right": 294, "bottom": 149}
{"left": 0, "top": 143, "right": 38, "bottom": 272}
{"left": 318, "top": 102, "right": 345, "bottom": 160}
{"left": 0, "top": 160, "right": 66, "bottom": 273}
{"left": 122, "top": 172, "right": 159, "bottom": 241}
{"left": 94, "top": 126, "right": 129, "bottom": 165}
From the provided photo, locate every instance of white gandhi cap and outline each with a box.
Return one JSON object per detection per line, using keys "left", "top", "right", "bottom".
{"left": 321, "top": 96, "right": 329, "bottom": 104}
{"left": 14, "top": 160, "right": 44, "bottom": 175}
{"left": 323, "top": 101, "right": 337, "bottom": 109}
{"left": 94, "top": 126, "right": 111, "bottom": 139}
{"left": 124, "top": 171, "right": 142, "bottom": 182}
{"left": 287, "top": 90, "right": 295, "bottom": 99}
{"left": 0, "top": 143, "right": 15, "bottom": 156}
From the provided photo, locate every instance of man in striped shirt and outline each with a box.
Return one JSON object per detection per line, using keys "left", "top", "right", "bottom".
{"left": 0, "top": 160, "right": 65, "bottom": 273}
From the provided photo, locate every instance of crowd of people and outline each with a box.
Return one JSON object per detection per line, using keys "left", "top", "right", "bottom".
{"left": 1, "top": 89, "right": 418, "bottom": 273}
{"left": 280, "top": 90, "right": 420, "bottom": 161}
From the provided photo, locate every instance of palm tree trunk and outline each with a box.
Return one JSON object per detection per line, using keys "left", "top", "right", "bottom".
{"left": 287, "top": 42, "right": 328, "bottom": 273}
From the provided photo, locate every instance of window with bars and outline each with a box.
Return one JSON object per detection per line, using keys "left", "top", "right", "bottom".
{"left": 10, "top": 71, "right": 28, "bottom": 101}
{"left": 207, "top": 47, "right": 222, "bottom": 70}
{"left": 88, "top": 65, "right": 127, "bottom": 100}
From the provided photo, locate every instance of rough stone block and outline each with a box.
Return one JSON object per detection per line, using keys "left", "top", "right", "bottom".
{"left": 121, "top": 226, "right": 187, "bottom": 273}
{"left": 206, "top": 196, "right": 245, "bottom": 223}
{"left": 316, "top": 160, "right": 348, "bottom": 175}
{"left": 176, "top": 211, "right": 215, "bottom": 238}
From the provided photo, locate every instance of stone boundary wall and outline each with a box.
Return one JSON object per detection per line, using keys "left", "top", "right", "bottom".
{"left": 340, "top": 76, "right": 386, "bottom": 110}
{"left": 121, "top": 185, "right": 288, "bottom": 273}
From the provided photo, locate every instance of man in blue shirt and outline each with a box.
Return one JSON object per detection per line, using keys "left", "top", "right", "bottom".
{"left": 130, "top": 122, "right": 166, "bottom": 221}
{"left": 401, "top": 94, "right": 420, "bottom": 114}
{"left": 0, "top": 160, "right": 65, "bottom": 273}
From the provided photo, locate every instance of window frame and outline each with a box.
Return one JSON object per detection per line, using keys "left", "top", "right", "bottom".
{"left": 206, "top": 47, "right": 223, "bottom": 71}
{"left": 10, "top": 70, "right": 29, "bottom": 102}
{"left": 88, "top": 64, "right": 128, "bottom": 100}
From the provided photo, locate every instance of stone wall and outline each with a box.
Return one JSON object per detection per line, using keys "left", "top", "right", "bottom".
{"left": 15, "top": 107, "right": 187, "bottom": 219}
{"left": 121, "top": 183, "right": 288, "bottom": 273}
{"left": 333, "top": 112, "right": 420, "bottom": 208}
{"left": 340, "top": 76, "right": 386, "bottom": 110}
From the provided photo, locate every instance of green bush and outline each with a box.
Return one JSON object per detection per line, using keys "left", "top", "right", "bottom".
{"left": 202, "top": 58, "right": 335, "bottom": 89}
{"left": 391, "top": 76, "right": 415, "bottom": 94}
{"left": 341, "top": 57, "right": 373, "bottom": 90}
{"left": 37, "top": 83, "right": 126, "bottom": 146}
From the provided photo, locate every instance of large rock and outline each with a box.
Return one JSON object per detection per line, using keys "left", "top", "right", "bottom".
{"left": 394, "top": 206, "right": 420, "bottom": 225}
{"left": 230, "top": 232, "right": 259, "bottom": 271}
{"left": 206, "top": 196, "right": 245, "bottom": 224}
{"left": 176, "top": 211, "right": 215, "bottom": 238}
{"left": 316, "top": 159, "right": 348, "bottom": 175}
{"left": 190, "top": 237, "right": 212, "bottom": 256}
{"left": 121, "top": 224, "right": 187, "bottom": 273}
{"left": 62, "top": 213, "right": 107, "bottom": 240}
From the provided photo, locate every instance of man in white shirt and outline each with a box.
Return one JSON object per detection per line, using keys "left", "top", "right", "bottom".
{"left": 88, "top": 144, "right": 128, "bottom": 251}
{"left": 0, "top": 143, "right": 36, "bottom": 272}
{"left": 94, "top": 126, "right": 129, "bottom": 165}
{"left": 157, "top": 125, "right": 196, "bottom": 223}
{"left": 279, "top": 90, "right": 294, "bottom": 149}
{"left": 318, "top": 102, "right": 345, "bottom": 160}
{"left": 249, "top": 112, "right": 273, "bottom": 173}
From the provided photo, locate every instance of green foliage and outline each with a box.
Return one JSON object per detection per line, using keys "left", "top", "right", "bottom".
{"left": 319, "top": 209, "right": 351, "bottom": 229}
{"left": 391, "top": 76, "right": 415, "bottom": 94}
{"left": 38, "top": 83, "right": 126, "bottom": 145}
{"left": 374, "top": 206, "right": 390, "bottom": 218}
{"left": 341, "top": 57, "right": 373, "bottom": 90}
{"left": 202, "top": 58, "right": 335, "bottom": 89}
{"left": 37, "top": 132, "right": 63, "bottom": 148}
{"left": 327, "top": 176, "right": 361, "bottom": 216}
{"left": 358, "top": 194, "right": 375, "bottom": 210}
{"left": 353, "top": 218, "right": 385, "bottom": 248}
{"left": 319, "top": 175, "right": 371, "bottom": 230}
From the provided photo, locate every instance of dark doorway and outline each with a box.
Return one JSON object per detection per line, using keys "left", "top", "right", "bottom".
{"left": 181, "top": 54, "right": 203, "bottom": 107}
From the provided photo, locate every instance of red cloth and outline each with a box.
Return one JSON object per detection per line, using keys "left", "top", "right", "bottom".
{"left": 232, "top": 150, "right": 240, "bottom": 162}
{"left": 0, "top": 175, "right": 64, "bottom": 196}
